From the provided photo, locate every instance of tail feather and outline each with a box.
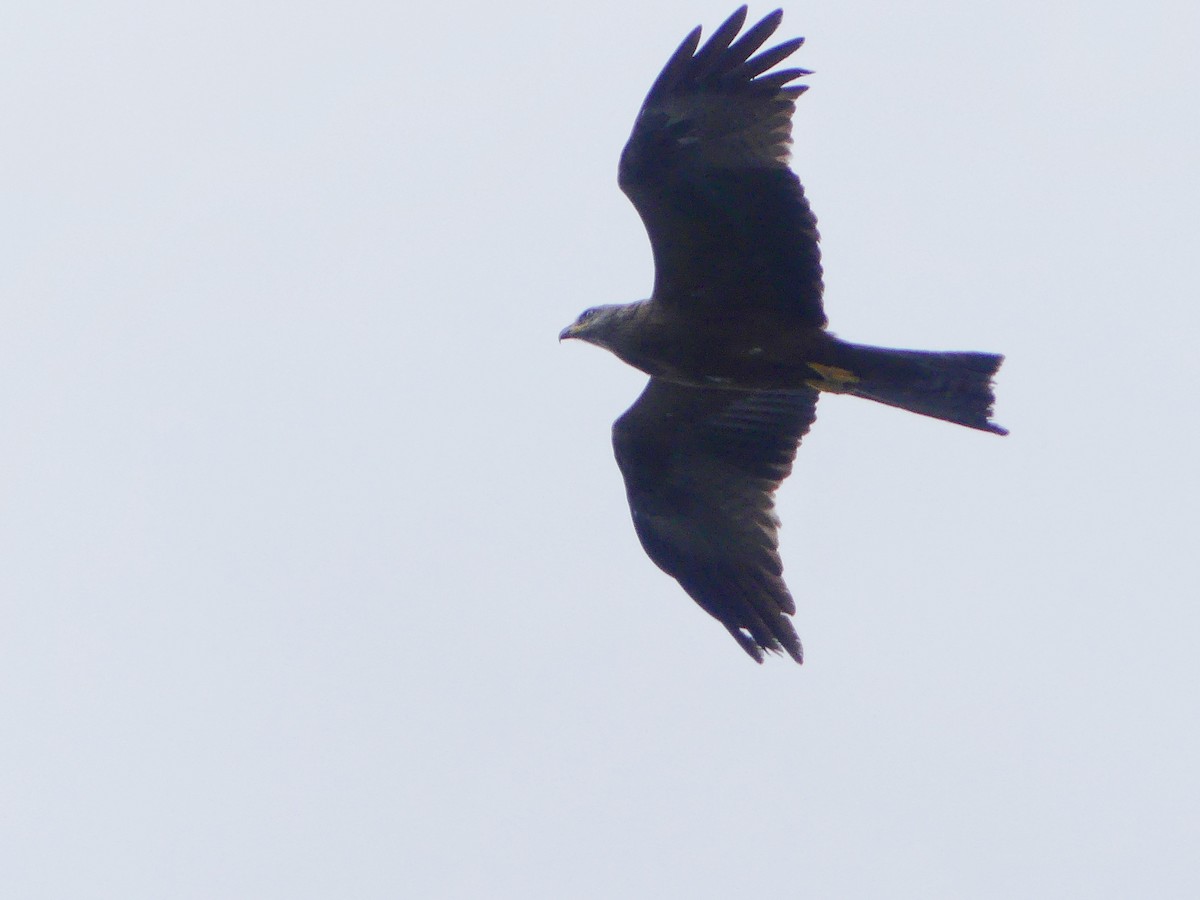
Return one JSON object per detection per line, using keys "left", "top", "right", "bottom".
{"left": 833, "top": 343, "right": 1007, "bottom": 435}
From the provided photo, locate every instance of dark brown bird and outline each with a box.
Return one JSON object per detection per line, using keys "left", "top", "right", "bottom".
{"left": 560, "top": 6, "right": 1005, "bottom": 663}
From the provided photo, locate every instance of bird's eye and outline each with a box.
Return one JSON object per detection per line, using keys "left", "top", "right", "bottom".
{"left": 580, "top": 308, "right": 597, "bottom": 322}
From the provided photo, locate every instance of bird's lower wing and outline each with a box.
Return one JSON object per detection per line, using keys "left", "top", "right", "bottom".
{"left": 611, "top": 378, "right": 819, "bottom": 662}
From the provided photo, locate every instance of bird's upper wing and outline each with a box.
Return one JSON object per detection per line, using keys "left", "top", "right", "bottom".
{"left": 618, "top": 6, "right": 826, "bottom": 328}
{"left": 612, "top": 378, "right": 819, "bottom": 663}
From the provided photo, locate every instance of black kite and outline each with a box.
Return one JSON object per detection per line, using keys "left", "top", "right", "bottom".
{"left": 560, "top": 7, "right": 1005, "bottom": 663}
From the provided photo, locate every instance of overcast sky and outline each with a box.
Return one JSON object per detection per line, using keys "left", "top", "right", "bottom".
{"left": 3, "top": 1, "right": 1198, "bottom": 897}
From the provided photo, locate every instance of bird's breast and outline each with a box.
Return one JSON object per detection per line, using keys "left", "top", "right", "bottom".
{"left": 612, "top": 322, "right": 839, "bottom": 391}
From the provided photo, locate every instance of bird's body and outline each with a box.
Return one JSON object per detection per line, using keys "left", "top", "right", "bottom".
{"left": 561, "top": 7, "right": 1005, "bottom": 663}
{"left": 568, "top": 299, "right": 836, "bottom": 387}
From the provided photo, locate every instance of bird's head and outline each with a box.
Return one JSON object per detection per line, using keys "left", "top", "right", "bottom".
{"left": 559, "top": 304, "right": 624, "bottom": 346}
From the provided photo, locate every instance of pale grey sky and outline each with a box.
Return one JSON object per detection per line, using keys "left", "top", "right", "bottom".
{"left": 3, "top": 1, "right": 1198, "bottom": 897}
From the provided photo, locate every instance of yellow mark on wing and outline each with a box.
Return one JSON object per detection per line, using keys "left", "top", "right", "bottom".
{"left": 805, "top": 363, "right": 861, "bottom": 393}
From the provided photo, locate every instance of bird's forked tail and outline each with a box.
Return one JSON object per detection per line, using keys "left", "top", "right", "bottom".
{"left": 817, "top": 342, "right": 1007, "bottom": 435}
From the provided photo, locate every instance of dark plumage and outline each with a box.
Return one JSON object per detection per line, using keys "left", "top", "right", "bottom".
{"left": 560, "top": 7, "right": 1006, "bottom": 663}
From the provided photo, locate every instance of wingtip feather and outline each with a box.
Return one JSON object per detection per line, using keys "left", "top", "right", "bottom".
{"left": 689, "top": 6, "right": 751, "bottom": 77}
{"left": 721, "top": 9, "right": 785, "bottom": 71}
{"left": 644, "top": 25, "right": 703, "bottom": 101}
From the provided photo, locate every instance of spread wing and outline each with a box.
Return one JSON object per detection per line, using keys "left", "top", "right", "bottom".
{"left": 612, "top": 378, "right": 819, "bottom": 663}
{"left": 618, "top": 6, "right": 826, "bottom": 328}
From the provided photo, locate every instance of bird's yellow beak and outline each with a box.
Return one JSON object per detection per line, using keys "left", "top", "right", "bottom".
{"left": 559, "top": 322, "right": 579, "bottom": 341}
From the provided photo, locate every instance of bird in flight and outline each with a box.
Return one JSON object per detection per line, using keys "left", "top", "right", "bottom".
{"left": 560, "top": 7, "right": 1005, "bottom": 663}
